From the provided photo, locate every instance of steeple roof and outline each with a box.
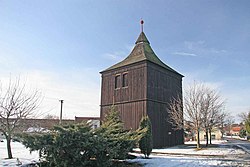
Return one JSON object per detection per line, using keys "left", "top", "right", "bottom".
{"left": 135, "top": 32, "right": 150, "bottom": 44}
{"left": 101, "top": 32, "right": 183, "bottom": 76}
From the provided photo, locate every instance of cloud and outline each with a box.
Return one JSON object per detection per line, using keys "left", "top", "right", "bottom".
{"left": 34, "top": 70, "right": 101, "bottom": 119}
{"left": 172, "top": 52, "right": 198, "bottom": 57}
{"left": 210, "top": 48, "right": 227, "bottom": 54}
{"left": 104, "top": 53, "right": 119, "bottom": 60}
{"left": 183, "top": 40, "right": 228, "bottom": 58}
{"left": 0, "top": 69, "right": 101, "bottom": 119}
{"left": 103, "top": 51, "right": 125, "bottom": 61}
{"left": 183, "top": 70, "right": 250, "bottom": 122}
{"left": 223, "top": 87, "right": 250, "bottom": 122}
{"left": 184, "top": 41, "right": 205, "bottom": 50}
{"left": 103, "top": 44, "right": 133, "bottom": 62}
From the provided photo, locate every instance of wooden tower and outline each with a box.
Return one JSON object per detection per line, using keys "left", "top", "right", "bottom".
{"left": 100, "top": 22, "right": 184, "bottom": 148}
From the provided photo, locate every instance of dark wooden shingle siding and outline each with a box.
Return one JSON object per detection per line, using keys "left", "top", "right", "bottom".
{"left": 101, "top": 62, "right": 147, "bottom": 130}
{"left": 146, "top": 62, "right": 183, "bottom": 147}
{"left": 101, "top": 101, "right": 146, "bottom": 130}
{"left": 101, "top": 62, "right": 147, "bottom": 106}
{"left": 100, "top": 60, "right": 183, "bottom": 148}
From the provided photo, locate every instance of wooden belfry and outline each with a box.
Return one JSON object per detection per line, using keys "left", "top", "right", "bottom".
{"left": 100, "top": 20, "right": 184, "bottom": 148}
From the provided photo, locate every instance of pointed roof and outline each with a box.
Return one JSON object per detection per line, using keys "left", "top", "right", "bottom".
{"left": 135, "top": 32, "right": 150, "bottom": 44}
{"left": 101, "top": 32, "right": 183, "bottom": 77}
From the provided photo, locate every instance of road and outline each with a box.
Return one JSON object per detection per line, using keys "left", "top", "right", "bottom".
{"left": 224, "top": 137, "right": 250, "bottom": 154}
{"left": 218, "top": 137, "right": 250, "bottom": 166}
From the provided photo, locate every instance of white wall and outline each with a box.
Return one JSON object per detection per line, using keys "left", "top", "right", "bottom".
{"left": 87, "top": 120, "right": 100, "bottom": 129}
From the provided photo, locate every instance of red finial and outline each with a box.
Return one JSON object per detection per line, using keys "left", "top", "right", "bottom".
{"left": 140, "top": 19, "right": 144, "bottom": 32}
{"left": 140, "top": 19, "right": 144, "bottom": 25}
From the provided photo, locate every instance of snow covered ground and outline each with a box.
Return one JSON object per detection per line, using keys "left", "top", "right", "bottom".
{"left": 132, "top": 140, "right": 249, "bottom": 166}
{"left": 0, "top": 139, "right": 249, "bottom": 166}
{"left": 128, "top": 153, "right": 249, "bottom": 167}
{"left": 224, "top": 135, "right": 248, "bottom": 140}
{"left": 185, "top": 139, "right": 228, "bottom": 145}
{"left": 0, "top": 140, "right": 39, "bottom": 167}
{"left": 134, "top": 140, "right": 243, "bottom": 156}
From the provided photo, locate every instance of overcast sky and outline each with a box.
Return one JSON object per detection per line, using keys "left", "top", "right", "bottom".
{"left": 0, "top": 1, "right": 249, "bottom": 121}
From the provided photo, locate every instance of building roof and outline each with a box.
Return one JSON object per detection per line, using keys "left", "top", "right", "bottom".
{"left": 101, "top": 31, "right": 183, "bottom": 77}
{"left": 231, "top": 126, "right": 241, "bottom": 132}
{"left": 75, "top": 117, "right": 100, "bottom": 121}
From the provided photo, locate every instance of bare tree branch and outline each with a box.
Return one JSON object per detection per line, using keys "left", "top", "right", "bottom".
{"left": 168, "top": 96, "right": 183, "bottom": 130}
{"left": 168, "top": 82, "right": 226, "bottom": 148}
{"left": 0, "top": 77, "right": 42, "bottom": 159}
{"left": 238, "top": 111, "right": 249, "bottom": 124}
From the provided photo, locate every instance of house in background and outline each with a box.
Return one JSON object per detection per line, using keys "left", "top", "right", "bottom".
{"left": 75, "top": 117, "right": 100, "bottom": 129}
{"left": 0, "top": 118, "right": 74, "bottom": 139}
{"left": 199, "top": 127, "right": 222, "bottom": 141}
{"left": 224, "top": 124, "right": 243, "bottom": 136}
{"left": 230, "top": 126, "right": 241, "bottom": 136}
{"left": 100, "top": 21, "right": 184, "bottom": 148}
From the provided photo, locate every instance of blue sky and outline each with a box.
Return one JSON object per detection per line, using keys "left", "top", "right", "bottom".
{"left": 0, "top": 1, "right": 249, "bottom": 121}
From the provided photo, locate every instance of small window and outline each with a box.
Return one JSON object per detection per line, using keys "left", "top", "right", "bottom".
{"left": 115, "top": 75, "right": 121, "bottom": 89}
{"left": 211, "top": 134, "right": 216, "bottom": 140}
{"left": 122, "top": 73, "right": 128, "bottom": 87}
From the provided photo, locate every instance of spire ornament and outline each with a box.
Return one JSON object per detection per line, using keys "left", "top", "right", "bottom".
{"left": 140, "top": 19, "right": 144, "bottom": 32}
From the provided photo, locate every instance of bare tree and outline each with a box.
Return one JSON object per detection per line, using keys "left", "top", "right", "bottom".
{"left": 200, "top": 88, "right": 225, "bottom": 146}
{"left": 0, "top": 77, "right": 41, "bottom": 159}
{"left": 238, "top": 111, "right": 250, "bottom": 135}
{"left": 168, "top": 82, "right": 225, "bottom": 149}
{"left": 217, "top": 111, "right": 228, "bottom": 139}
{"left": 168, "top": 83, "right": 206, "bottom": 149}
{"left": 168, "top": 96, "right": 184, "bottom": 130}
{"left": 226, "top": 115, "right": 235, "bottom": 137}
{"left": 238, "top": 111, "right": 250, "bottom": 124}
{"left": 43, "top": 114, "right": 59, "bottom": 120}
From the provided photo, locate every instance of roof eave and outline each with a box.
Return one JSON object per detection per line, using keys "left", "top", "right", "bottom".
{"left": 100, "top": 60, "right": 184, "bottom": 78}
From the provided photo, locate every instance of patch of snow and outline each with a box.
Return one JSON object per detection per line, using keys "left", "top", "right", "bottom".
{"left": 128, "top": 153, "right": 249, "bottom": 167}
{"left": 224, "top": 135, "right": 247, "bottom": 140}
{"left": 134, "top": 140, "right": 245, "bottom": 156}
{"left": 185, "top": 139, "right": 227, "bottom": 145}
{"left": 26, "top": 127, "right": 49, "bottom": 133}
{"left": 236, "top": 144, "right": 250, "bottom": 154}
{"left": 1, "top": 139, "right": 249, "bottom": 166}
{"left": 0, "top": 140, "right": 39, "bottom": 167}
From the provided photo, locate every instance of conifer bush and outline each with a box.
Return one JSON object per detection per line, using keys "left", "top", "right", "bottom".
{"left": 139, "top": 116, "right": 153, "bottom": 158}
{"left": 97, "top": 105, "right": 138, "bottom": 160}
{"left": 21, "top": 123, "right": 94, "bottom": 166}
{"left": 19, "top": 105, "right": 140, "bottom": 166}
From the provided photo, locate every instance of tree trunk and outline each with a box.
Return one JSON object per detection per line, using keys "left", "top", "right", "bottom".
{"left": 7, "top": 136, "right": 13, "bottom": 159}
{"left": 205, "top": 129, "right": 209, "bottom": 147}
{"left": 209, "top": 128, "right": 212, "bottom": 145}
{"left": 196, "top": 129, "right": 200, "bottom": 149}
{"left": 221, "top": 123, "right": 224, "bottom": 138}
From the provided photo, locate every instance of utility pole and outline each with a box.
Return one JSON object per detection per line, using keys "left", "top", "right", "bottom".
{"left": 59, "top": 100, "right": 64, "bottom": 125}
